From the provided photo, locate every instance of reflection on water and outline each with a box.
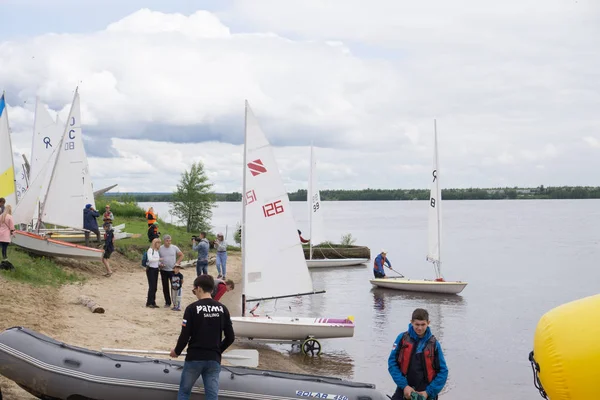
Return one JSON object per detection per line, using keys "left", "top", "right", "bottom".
{"left": 140, "top": 201, "right": 600, "bottom": 398}
{"left": 287, "top": 349, "right": 355, "bottom": 378}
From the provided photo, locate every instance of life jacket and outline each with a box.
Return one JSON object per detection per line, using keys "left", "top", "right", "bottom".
{"left": 146, "top": 211, "right": 156, "bottom": 225}
{"left": 397, "top": 332, "right": 439, "bottom": 384}
{"left": 374, "top": 255, "right": 386, "bottom": 271}
{"left": 211, "top": 279, "right": 225, "bottom": 297}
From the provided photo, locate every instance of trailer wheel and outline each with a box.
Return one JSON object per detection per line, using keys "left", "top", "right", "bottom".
{"left": 301, "top": 338, "right": 322, "bottom": 356}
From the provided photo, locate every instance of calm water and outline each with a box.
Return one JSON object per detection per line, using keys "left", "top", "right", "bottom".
{"left": 139, "top": 200, "right": 600, "bottom": 399}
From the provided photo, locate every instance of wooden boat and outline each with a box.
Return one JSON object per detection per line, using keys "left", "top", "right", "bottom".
{"left": 0, "top": 326, "right": 388, "bottom": 400}
{"left": 12, "top": 231, "right": 103, "bottom": 261}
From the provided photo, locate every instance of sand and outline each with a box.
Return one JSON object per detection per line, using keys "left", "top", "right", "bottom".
{"left": 0, "top": 251, "right": 308, "bottom": 399}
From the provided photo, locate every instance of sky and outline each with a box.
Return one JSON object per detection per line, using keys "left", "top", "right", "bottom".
{"left": 1, "top": 0, "right": 599, "bottom": 193}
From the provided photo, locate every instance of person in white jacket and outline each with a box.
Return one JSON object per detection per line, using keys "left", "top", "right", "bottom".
{"left": 146, "top": 238, "right": 163, "bottom": 308}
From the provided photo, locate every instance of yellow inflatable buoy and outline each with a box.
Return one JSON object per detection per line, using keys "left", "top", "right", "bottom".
{"left": 529, "top": 293, "right": 600, "bottom": 399}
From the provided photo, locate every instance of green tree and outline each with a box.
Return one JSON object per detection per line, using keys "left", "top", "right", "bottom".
{"left": 171, "top": 162, "right": 216, "bottom": 233}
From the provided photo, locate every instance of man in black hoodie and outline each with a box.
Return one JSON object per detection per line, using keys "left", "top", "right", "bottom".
{"left": 170, "top": 274, "right": 235, "bottom": 400}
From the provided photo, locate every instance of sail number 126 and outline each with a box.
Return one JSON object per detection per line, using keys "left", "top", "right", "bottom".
{"left": 263, "top": 200, "right": 284, "bottom": 217}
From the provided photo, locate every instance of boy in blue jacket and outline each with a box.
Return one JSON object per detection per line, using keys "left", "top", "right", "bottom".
{"left": 388, "top": 308, "right": 448, "bottom": 399}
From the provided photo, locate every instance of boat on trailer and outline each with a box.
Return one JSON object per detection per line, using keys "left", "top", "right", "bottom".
{"left": 231, "top": 101, "right": 355, "bottom": 355}
{"left": 0, "top": 326, "right": 388, "bottom": 400}
{"left": 370, "top": 120, "right": 467, "bottom": 295}
{"left": 11, "top": 89, "right": 103, "bottom": 261}
{"left": 306, "top": 144, "right": 369, "bottom": 269}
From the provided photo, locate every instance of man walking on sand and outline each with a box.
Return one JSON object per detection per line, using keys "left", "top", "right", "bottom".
{"left": 388, "top": 308, "right": 448, "bottom": 400}
{"left": 158, "top": 234, "right": 184, "bottom": 308}
{"left": 170, "top": 275, "right": 235, "bottom": 400}
{"left": 192, "top": 232, "right": 210, "bottom": 276}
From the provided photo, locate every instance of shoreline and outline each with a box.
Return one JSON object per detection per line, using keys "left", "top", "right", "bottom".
{"left": 0, "top": 251, "right": 308, "bottom": 399}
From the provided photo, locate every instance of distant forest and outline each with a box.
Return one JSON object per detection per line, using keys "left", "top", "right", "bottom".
{"left": 103, "top": 186, "right": 600, "bottom": 202}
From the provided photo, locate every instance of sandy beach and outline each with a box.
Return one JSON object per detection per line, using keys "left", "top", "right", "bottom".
{"left": 0, "top": 251, "right": 307, "bottom": 399}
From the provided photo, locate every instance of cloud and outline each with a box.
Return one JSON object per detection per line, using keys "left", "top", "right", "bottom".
{"left": 583, "top": 136, "right": 600, "bottom": 148}
{"left": 1, "top": 3, "right": 599, "bottom": 192}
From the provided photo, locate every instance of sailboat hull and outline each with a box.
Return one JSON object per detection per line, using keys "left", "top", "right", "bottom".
{"left": 0, "top": 326, "right": 387, "bottom": 400}
{"left": 370, "top": 277, "right": 467, "bottom": 294}
{"left": 307, "top": 258, "right": 369, "bottom": 268}
{"left": 231, "top": 316, "right": 355, "bottom": 340}
{"left": 12, "top": 231, "right": 104, "bottom": 261}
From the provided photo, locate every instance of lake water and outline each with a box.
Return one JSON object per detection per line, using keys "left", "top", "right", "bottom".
{"left": 138, "top": 200, "right": 600, "bottom": 399}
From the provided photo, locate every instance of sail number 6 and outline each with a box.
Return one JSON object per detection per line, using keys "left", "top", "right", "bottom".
{"left": 263, "top": 200, "right": 284, "bottom": 217}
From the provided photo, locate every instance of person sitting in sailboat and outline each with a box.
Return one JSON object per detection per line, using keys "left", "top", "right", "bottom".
{"left": 373, "top": 250, "right": 392, "bottom": 279}
{"left": 297, "top": 229, "right": 309, "bottom": 244}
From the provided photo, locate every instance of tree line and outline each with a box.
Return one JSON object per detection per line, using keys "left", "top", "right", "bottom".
{"left": 105, "top": 185, "right": 600, "bottom": 203}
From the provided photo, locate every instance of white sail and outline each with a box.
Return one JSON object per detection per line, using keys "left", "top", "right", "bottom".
{"left": 242, "top": 100, "right": 315, "bottom": 300}
{"left": 29, "top": 98, "right": 64, "bottom": 183}
{"left": 12, "top": 146, "right": 58, "bottom": 225}
{"left": 14, "top": 153, "right": 29, "bottom": 202}
{"left": 40, "top": 89, "right": 95, "bottom": 229}
{"left": 426, "top": 120, "right": 443, "bottom": 279}
{"left": 308, "top": 145, "right": 327, "bottom": 257}
{"left": 0, "top": 92, "right": 17, "bottom": 208}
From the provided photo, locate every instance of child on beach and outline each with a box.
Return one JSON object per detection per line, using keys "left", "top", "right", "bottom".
{"left": 102, "top": 222, "right": 114, "bottom": 277}
{"left": 171, "top": 265, "right": 184, "bottom": 311}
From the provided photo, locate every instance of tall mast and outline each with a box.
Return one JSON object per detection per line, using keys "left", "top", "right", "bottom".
{"left": 241, "top": 100, "right": 248, "bottom": 317}
{"left": 308, "top": 143, "right": 314, "bottom": 260}
{"left": 434, "top": 119, "right": 442, "bottom": 279}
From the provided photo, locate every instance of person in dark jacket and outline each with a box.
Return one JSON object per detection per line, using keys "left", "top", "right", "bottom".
{"left": 148, "top": 223, "right": 160, "bottom": 243}
{"left": 83, "top": 204, "right": 100, "bottom": 247}
{"left": 388, "top": 308, "right": 448, "bottom": 399}
{"left": 297, "top": 229, "right": 309, "bottom": 244}
{"left": 170, "top": 274, "right": 235, "bottom": 400}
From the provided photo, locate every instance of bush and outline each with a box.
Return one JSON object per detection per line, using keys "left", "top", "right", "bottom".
{"left": 340, "top": 233, "right": 357, "bottom": 246}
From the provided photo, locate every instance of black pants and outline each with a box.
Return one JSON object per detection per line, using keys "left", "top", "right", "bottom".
{"left": 146, "top": 268, "right": 159, "bottom": 306}
{"left": 391, "top": 388, "right": 436, "bottom": 400}
{"left": 1, "top": 242, "right": 8, "bottom": 259}
{"left": 374, "top": 270, "right": 385, "bottom": 278}
{"left": 160, "top": 270, "right": 174, "bottom": 306}
{"left": 85, "top": 228, "right": 101, "bottom": 247}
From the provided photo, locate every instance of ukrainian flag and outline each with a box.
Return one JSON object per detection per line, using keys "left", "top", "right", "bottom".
{"left": 0, "top": 92, "right": 17, "bottom": 206}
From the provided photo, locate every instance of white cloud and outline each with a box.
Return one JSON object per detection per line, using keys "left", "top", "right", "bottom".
{"left": 583, "top": 136, "right": 600, "bottom": 148}
{"left": 1, "top": 3, "right": 599, "bottom": 192}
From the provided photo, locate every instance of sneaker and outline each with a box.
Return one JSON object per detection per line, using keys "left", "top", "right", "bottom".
{"left": 174, "top": 307, "right": 181, "bottom": 311}
{"left": 217, "top": 275, "right": 222, "bottom": 279}
{"left": 164, "top": 304, "right": 171, "bottom": 308}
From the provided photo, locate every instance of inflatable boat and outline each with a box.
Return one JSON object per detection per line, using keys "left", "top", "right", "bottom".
{"left": 0, "top": 326, "right": 388, "bottom": 400}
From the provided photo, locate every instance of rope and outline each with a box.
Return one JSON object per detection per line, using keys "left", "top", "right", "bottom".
{"left": 528, "top": 351, "right": 548, "bottom": 399}
{"left": 312, "top": 243, "right": 366, "bottom": 260}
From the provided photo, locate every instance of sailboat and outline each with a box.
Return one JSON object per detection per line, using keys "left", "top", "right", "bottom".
{"left": 230, "top": 101, "right": 355, "bottom": 352}
{"left": 306, "top": 145, "right": 370, "bottom": 268}
{"left": 0, "top": 92, "right": 18, "bottom": 208}
{"left": 12, "top": 88, "right": 103, "bottom": 261}
{"left": 370, "top": 120, "right": 467, "bottom": 294}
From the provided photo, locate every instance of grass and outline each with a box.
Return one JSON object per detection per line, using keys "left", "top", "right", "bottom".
{"left": 0, "top": 247, "right": 84, "bottom": 287}
{"left": 0, "top": 197, "right": 240, "bottom": 287}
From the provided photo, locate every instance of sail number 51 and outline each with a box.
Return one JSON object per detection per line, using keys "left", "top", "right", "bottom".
{"left": 263, "top": 200, "right": 284, "bottom": 217}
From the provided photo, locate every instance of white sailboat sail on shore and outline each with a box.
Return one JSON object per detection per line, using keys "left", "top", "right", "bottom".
{"left": 306, "top": 145, "right": 369, "bottom": 268}
{"left": 29, "top": 97, "right": 64, "bottom": 187}
{"left": 370, "top": 120, "right": 467, "bottom": 294}
{"left": 12, "top": 88, "right": 103, "bottom": 261}
{"left": 0, "top": 92, "right": 18, "bottom": 208}
{"left": 231, "top": 101, "right": 355, "bottom": 353}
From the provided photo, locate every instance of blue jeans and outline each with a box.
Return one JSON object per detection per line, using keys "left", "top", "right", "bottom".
{"left": 216, "top": 252, "right": 227, "bottom": 276}
{"left": 196, "top": 260, "right": 208, "bottom": 276}
{"left": 177, "top": 360, "right": 221, "bottom": 400}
